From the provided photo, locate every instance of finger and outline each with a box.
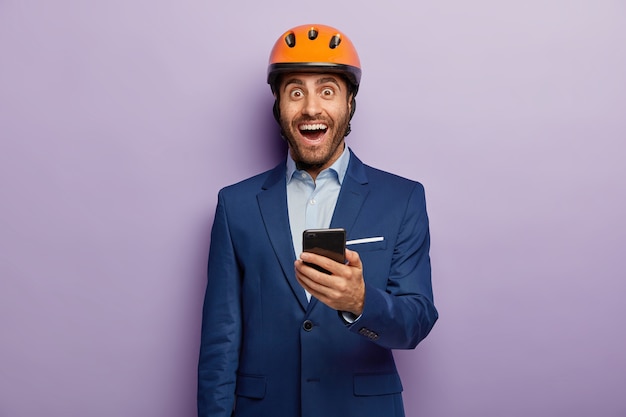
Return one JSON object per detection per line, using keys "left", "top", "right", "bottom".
{"left": 299, "top": 252, "right": 343, "bottom": 275}
{"left": 345, "top": 248, "right": 362, "bottom": 268}
{"left": 296, "top": 267, "right": 334, "bottom": 298}
{"left": 295, "top": 259, "right": 333, "bottom": 288}
{"left": 295, "top": 258, "right": 330, "bottom": 280}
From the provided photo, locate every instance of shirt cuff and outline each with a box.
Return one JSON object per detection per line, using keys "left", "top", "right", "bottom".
{"left": 340, "top": 311, "right": 362, "bottom": 324}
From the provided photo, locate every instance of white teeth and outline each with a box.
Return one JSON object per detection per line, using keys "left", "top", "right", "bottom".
{"left": 299, "top": 123, "right": 328, "bottom": 131}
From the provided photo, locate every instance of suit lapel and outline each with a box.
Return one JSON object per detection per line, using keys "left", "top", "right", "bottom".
{"left": 330, "top": 151, "right": 370, "bottom": 233}
{"left": 308, "top": 151, "right": 370, "bottom": 315}
{"left": 257, "top": 163, "right": 309, "bottom": 311}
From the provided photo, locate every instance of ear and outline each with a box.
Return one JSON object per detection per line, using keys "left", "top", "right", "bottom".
{"left": 273, "top": 99, "right": 281, "bottom": 123}
{"left": 348, "top": 95, "right": 356, "bottom": 120}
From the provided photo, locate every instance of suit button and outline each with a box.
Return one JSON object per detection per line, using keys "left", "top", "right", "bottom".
{"left": 303, "top": 320, "right": 313, "bottom": 331}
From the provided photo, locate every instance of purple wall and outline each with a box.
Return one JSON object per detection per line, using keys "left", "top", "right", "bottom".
{"left": 1, "top": 1, "right": 625, "bottom": 416}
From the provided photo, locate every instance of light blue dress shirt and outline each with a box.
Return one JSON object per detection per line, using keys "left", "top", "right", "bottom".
{"left": 287, "top": 146, "right": 350, "bottom": 301}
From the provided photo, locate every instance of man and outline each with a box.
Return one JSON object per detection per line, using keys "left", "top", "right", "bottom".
{"left": 198, "top": 24, "right": 438, "bottom": 417}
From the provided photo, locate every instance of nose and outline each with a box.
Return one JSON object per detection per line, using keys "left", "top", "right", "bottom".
{"left": 302, "top": 94, "right": 322, "bottom": 116}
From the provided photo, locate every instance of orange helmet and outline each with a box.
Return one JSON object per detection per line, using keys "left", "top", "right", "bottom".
{"left": 267, "top": 24, "right": 362, "bottom": 93}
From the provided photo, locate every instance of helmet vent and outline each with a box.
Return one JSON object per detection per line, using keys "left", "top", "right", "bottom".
{"left": 268, "top": 24, "right": 361, "bottom": 88}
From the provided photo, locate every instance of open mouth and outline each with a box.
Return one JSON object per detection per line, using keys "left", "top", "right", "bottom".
{"left": 298, "top": 123, "right": 328, "bottom": 141}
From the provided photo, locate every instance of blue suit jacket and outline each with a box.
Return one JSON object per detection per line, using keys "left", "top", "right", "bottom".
{"left": 198, "top": 151, "right": 438, "bottom": 417}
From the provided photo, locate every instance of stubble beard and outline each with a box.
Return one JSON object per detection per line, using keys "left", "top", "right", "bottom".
{"left": 281, "top": 112, "right": 350, "bottom": 172}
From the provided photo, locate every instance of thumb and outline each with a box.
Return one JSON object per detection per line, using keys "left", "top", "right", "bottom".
{"left": 345, "top": 248, "right": 362, "bottom": 268}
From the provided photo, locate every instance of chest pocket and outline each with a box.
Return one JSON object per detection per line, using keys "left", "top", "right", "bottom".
{"left": 346, "top": 237, "right": 387, "bottom": 252}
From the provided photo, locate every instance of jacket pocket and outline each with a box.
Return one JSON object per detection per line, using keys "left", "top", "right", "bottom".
{"left": 236, "top": 374, "right": 266, "bottom": 399}
{"left": 353, "top": 373, "right": 403, "bottom": 396}
{"left": 346, "top": 238, "right": 387, "bottom": 252}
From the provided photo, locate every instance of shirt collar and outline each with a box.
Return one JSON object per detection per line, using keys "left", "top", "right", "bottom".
{"left": 286, "top": 145, "right": 350, "bottom": 185}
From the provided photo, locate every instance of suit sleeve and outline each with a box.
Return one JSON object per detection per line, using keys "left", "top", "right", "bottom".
{"left": 347, "top": 183, "right": 438, "bottom": 349}
{"left": 198, "top": 190, "right": 241, "bottom": 417}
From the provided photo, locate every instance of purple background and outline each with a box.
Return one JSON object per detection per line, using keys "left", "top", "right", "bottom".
{"left": 1, "top": 1, "right": 625, "bottom": 416}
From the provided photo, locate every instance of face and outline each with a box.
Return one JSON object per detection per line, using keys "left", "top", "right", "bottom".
{"left": 277, "top": 73, "right": 352, "bottom": 178}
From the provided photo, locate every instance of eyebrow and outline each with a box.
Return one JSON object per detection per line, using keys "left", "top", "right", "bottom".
{"left": 282, "top": 76, "right": 342, "bottom": 92}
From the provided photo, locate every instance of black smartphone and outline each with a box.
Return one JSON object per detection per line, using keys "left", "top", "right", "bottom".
{"left": 302, "top": 228, "right": 346, "bottom": 274}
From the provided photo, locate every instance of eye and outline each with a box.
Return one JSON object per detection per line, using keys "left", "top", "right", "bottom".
{"left": 289, "top": 89, "right": 304, "bottom": 99}
{"left": 321, "top": 88, "right": 334, "bottom": 97}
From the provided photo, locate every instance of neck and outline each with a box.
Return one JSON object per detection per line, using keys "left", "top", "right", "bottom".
{"left": 291, "top": 143, "right": 346, "bottom": 181}
{"left": 296, "top": 162, "right": 325, "bottom": 181}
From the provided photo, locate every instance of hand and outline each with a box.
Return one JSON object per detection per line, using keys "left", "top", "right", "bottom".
{"left": 295, "top": 248, "right": 365, "bottom": 315}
